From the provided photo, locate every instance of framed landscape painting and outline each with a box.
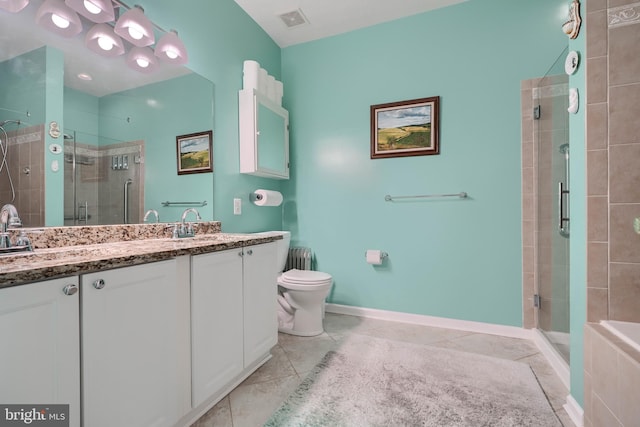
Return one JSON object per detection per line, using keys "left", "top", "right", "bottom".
{"left": 176, "top": 130, "right": 213, "bottom": 175}
{"left": 370, "top": 96, "right": 440, "bottom": 159}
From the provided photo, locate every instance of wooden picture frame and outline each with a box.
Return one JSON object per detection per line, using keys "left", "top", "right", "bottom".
{"left": 176, "top": 130, "right": 213, "bottom": 175}
{"left": 370, "top": 96, "right": 440, "bottom": 159}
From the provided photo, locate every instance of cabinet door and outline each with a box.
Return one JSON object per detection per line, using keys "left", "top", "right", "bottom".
{"left": 81, "top": 259, "right": 190, "bottom": 427}
{"left": 191, "top": 249, "right": 244, "bottom": 407}
{"left": 0, "top": 278, "right": 80, "bottom": 427}
{"left": 243, "top": 242, "right": 278, "bottom": 366}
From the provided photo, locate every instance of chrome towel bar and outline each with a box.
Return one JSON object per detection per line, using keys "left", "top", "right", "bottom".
{"left": 161, "top": 201, "right": 208, "bottom": 207}
{"left": 384, "top": 192, "right": 468, "bottom": 201}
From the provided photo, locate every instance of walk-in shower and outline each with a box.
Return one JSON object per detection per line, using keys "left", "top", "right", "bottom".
{"left": 63, "top": 130, "right": 144, "bottom": 225}
{"left": 534, "top": 48, "right": 571, "bottom": 363}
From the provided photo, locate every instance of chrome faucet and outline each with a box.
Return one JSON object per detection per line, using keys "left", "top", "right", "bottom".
{"left": 174, "top": 208, "right": 201, "bottom": 238}
{"left": 143, "top": 209, "right": 160, "bottom": 223}
{"left": 1, "top": 203, "right": 22, "bottom": 232}
{"left": 1, "top": 204, "right": 24, "bottom": 250}
{"left": 181, "top": 208, "right": 201, "bottom": 224}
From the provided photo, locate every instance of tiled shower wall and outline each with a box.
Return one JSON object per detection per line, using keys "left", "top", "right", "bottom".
{"left": 0, "top": 124, "right": 45, "bottom": 227}
{"left": 586, "top": 0, "right": 640, "bottom": 324}
{"left": 584, "top": 0, "right": 640, "bottom": 426}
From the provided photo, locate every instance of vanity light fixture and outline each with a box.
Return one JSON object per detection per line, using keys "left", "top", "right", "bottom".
{"left": 65, "top": 0, "right": 115, "bottom": 23}
{"left": 86, "top": 23, "right": 125, "bottom": 57}
{"left": 155, "top": 30, "right": 188, "bottom": 65}
{"left": 126, "top": 46, "right": 158, "bottom": 73}
{"left": 114, "top": 4, "right": 154, "bottom": 47}
{"left": 36, "top": 0, "right": 83, "bottom": 38}
{"left": 0, "top": 0, "right": 29, "bottom": 13}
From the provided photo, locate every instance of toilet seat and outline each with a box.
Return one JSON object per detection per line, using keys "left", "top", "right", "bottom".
{"left": 280, "top": 269, "right": 332, "bottom": 284}
{"left": 278, "top": 269, "right": 333, "bottom": 291}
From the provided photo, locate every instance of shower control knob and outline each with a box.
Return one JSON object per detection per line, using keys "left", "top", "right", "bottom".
{"left": 93, "top": 279, "right": 106, "bottom": 290}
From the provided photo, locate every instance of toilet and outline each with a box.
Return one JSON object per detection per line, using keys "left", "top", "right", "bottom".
{"left": 269, "top": 231, "right": 333, "bottom": 336}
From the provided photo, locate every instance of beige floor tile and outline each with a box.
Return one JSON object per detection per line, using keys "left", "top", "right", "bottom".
{"left": 241, "top": 345, "right": 296, "bottom": 386}
{"left": 191, "top": 396, "right": 232, "bottom": 427}
{"left": 229, "top": 375, "right": 301, "bottom": 427}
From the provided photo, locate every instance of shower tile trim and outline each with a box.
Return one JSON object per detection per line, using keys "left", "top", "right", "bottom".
{"left": 608, "top": 3, "right": 640, "bottom": 27}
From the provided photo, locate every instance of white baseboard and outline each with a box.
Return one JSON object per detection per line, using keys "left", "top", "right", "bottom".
{"left": 532, "top": 328, "right": 570, "bottom": 390}
{"left": 325, "top": 303, "right": 534, "bottom": 340}
{"left": 563, "top": 394, "right": 584, "bottom": 427}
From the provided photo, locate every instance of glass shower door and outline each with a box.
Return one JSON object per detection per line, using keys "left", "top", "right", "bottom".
{"left": 534, "top": 51, "right": 571, "bottom": 363}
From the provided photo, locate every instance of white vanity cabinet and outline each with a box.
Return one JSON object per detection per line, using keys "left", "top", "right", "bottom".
{"left": 242, "top": 242, "right": 278, "bottom": 367}
{"left": 239, "top": 89, "right": 290, "bottom": 179}
{"left": 190, "top": 249, "right": 244, "bottom": 407}
{"left": 81, "top": 258, "right": 191, "bottom": 427}
{"left": 190, "top": 242, "right": 277, "bottom": 409}
{"left": 0, "top": 277, "right": 81, "bottom": 427}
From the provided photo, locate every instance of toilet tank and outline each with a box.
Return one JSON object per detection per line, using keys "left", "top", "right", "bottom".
{"left": 274, "top": 231, "right": 291, "bottom": 272}
{"left": 254, "top": 231, "right": 290, "bottom": 272}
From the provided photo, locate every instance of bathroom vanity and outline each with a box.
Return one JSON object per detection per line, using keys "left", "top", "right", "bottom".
{"left": 0, "top": 224, "right": 279, "bottom": 427}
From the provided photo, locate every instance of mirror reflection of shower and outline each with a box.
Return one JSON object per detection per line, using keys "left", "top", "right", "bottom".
{"left": 0, "top": 119, "right": 20, "bottom": 204}
{"left": 0, "top": 119, "right": 44, "bottom": 227}
{"left": 64, "top": 129, "right": 144, "bottom": 225}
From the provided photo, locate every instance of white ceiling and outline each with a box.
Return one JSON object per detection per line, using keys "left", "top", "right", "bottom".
{"left": 233, "top": 0, "right": 468, "bottom": 47}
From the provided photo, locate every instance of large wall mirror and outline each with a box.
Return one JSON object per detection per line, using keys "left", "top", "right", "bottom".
{"left": 0, "top": 0, "right": 215, "bottom": 227}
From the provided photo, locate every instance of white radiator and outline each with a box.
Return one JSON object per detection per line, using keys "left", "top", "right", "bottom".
{"left": 285, "top": 247, "right": 312, "bottom": 271}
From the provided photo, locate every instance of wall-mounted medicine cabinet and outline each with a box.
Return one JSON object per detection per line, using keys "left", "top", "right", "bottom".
{"left": 239, "top": 89, "right": 289, "bottom": 179}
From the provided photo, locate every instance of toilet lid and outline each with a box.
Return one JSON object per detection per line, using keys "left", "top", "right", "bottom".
{"left": 281, "top": 269, "right": 332, "bottom": 284}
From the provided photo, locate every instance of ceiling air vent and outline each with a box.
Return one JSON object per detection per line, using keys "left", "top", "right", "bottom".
{"left": 278, "top": 9, "right": 308, "bottom": 28}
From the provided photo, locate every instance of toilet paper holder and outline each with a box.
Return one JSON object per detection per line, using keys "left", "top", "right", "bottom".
{"left": 364, "top": 251, "right": 388, "bottom": 260}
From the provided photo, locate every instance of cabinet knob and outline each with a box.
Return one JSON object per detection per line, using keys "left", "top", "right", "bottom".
{"left": 93, "top": 279, "right": 106, "bottom": 290}
{"left": 246, "top": 249, "right": 253, "bottom": 255}
{"left": 238, "top": 251, "right": 243, "bottom": 257}
{"left": 63, "top": 284, "right": 78, "bottom": 296}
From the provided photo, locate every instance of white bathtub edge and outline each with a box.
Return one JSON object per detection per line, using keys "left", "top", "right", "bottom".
{"left": 600, "top": 320, "right": 640, "bottom": 353}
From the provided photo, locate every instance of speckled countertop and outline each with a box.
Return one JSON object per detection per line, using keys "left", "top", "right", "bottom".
{"left": 0, "top": 223, "right": 280, "bottom": 289}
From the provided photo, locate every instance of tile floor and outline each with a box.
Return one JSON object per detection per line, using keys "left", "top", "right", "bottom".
{"left": 191, "top": 313, "right": 575, "bottom": 427}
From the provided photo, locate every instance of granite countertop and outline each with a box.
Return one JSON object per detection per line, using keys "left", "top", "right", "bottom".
{"left": 0, "top": 232, "right": 280, "bottom": 289}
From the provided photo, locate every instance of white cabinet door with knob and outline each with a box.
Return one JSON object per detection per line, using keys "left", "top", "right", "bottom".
{"left": 0, "top": 277, "right": 81, "bottom": 427}
{"left": 191, "top": 249, "right": 244, "bottom": 408}
{"left": 243, "top": 242, "right": 278, "bottom": 367}
{"left": 81, "top": 258, "right": 190, "bottom": 427}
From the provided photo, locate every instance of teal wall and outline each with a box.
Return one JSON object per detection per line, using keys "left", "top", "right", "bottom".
{"left": 44, "top": 47, "right": 64, "bottom": 226}
{"left": 64, "top": 87, "right": 100, "bottom": 145}
{"left": 281, "top": 0, "right": 567, "bottom": 326}
{"left": 0, "top": 47, "right": 47, "bottom": 126}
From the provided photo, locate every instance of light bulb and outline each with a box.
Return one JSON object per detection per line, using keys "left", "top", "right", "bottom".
{"left": 97, "top": 36, "right": 114, "bottom": 51}
{"left": 166, "top": 49, "right": 179, "bottom": 59}
{"left": 83, "top": 0, "right": 101, "bottom": 14}
{"left": 51, "top": 14, "right": 70, "bottom": 29}
{"left": 128, "top": 24, "right": 144, "bottom": 40}
{"left": 136, "top": 58, "right": 149, "bottom": 68}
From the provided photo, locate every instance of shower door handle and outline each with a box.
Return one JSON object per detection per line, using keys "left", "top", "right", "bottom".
{"left": 123, "top": 179, "right": 132, "bottom": 224}
{"left": 558, "top": 182, "right": 570, "bottom": 236}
